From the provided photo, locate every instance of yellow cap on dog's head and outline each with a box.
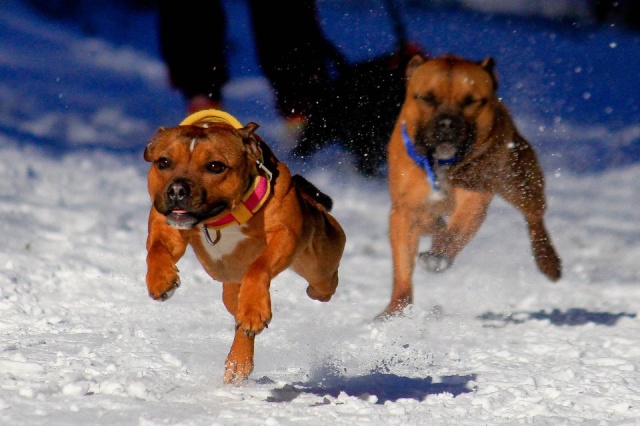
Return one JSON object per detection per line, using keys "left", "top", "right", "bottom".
{"left": 179, "top": 109, "right": 243, "bottom": 129}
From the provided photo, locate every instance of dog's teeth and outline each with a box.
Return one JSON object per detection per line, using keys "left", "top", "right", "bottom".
{"left": 173, "top": 279, "right": 181, "bottom": 288}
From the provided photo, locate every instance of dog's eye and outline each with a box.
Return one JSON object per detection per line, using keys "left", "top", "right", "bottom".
{"left": 206, "top": 161, "right": 227, "bottom": 174}
{"left": 462, "top": 95, "right": 487, "bottom": 109}
{"left": 156, "top": 157, "right": 171, "bottom": 170}
{"left": 415, "top": 93, "right": 438, "bottom": 107}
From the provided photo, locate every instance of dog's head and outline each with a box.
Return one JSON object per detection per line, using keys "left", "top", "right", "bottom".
{"left": 402, "top": 54, "right": 499, "bottom": 161}
{"left": 144, "top": 121, "right": 264, "bottom": 230}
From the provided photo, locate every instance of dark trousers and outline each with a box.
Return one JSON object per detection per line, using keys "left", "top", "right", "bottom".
{"left": 157, "top": 0, "right": 341, "bottom": 118}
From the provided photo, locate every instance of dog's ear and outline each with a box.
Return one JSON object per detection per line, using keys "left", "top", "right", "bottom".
{"left": 143, "top": 127, "right": 167, "bottom": 162}
{"left": 238, "top": 122, "right": 263, "bottom": 160}
{"left": 479, "top": 56, "right": 499, "bottom": 91}
{"left": 405, "top": 54, "right": 425, "bottom": 80}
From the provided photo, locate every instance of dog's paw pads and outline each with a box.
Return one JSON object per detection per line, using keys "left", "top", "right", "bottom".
{"left": 419, "top": 251, "right": 452, "bottom": 273}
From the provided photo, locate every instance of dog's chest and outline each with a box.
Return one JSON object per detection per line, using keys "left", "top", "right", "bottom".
{"left": 191, "top": 225, "right": 265, "bottom": 283}
{"left": 198, "top": 225, "right": 249, "bottom": 260}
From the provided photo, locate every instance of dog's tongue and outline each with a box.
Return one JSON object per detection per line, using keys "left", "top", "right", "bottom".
{"left": 166, "top": 210, "right": 198, "bottom": 230}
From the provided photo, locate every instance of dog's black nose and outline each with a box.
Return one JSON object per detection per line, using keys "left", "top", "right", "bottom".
{"left": 167, "top": 180, "right": 190, "bottom": 203}
{"left": 434, "top": 114, "right": 463, "bottom": 140}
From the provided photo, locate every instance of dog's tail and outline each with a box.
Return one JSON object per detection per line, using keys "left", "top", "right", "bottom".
{"left": 292, "top": 174, "right": 334, "bottom": 212}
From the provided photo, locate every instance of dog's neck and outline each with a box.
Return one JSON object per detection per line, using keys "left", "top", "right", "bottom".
{"left": 401, "top": 122, "right": 459, "bottom": 195}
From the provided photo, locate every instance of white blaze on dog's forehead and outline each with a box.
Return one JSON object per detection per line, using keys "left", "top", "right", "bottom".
{"left": 189, "top": 137, "right": 196, "bottom": 153}
{"left": 199, "top": 225, "right": 248, "bottom": 260}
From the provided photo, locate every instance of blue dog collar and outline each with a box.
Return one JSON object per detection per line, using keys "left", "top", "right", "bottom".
{"left": 401, "top": 122, "right": 459, "bottom": 192}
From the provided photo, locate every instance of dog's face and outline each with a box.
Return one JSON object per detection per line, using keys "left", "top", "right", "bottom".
{"left": 403, "top": 54, "right": 499, "bottom": 160}
{"left": 144, "top": 122, "right": 262, "bottom": 230}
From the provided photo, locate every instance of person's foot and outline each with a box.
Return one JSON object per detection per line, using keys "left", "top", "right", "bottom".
{"left": 187, "top": 95, "right": 222, "bottom": 114}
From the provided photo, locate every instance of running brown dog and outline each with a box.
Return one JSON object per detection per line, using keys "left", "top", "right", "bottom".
{"left": 144, "top": 110, "right": 346, "bottom": 384}
{"left": 380, "top": 54, "right": 562, "bottom": 318}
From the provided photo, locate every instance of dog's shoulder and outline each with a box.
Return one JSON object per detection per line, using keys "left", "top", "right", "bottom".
{"left": 251, "top": 132, "right": 333, "bottom": 212}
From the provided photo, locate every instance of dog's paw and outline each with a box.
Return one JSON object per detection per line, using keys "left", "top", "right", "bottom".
{"left": 375, "top": 297, "right": 412, "bottom": 321}
{"left": 146, "top": 265, "right": 181, "bottom": 301}
{"left": 235, "top": 302, "right": 272, "bottom": 337}
{"left": 418, "top": 251, "right": 452, "bottom": 273}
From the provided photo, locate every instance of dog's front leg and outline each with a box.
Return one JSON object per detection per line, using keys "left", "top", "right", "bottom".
{"left": 146, "top": 207, "right": 189, "bottom": 301}
{"left": 424, "top": 189, "right": 492, "bottom": 270}
{"left": 222, "top": 282, "right": 255, "bottom": 385}
{"left": 378, "top": 204, "right": 422, "bottom": 318}
{"left": 235, "top": 228, "right": 298, "bottom": 336}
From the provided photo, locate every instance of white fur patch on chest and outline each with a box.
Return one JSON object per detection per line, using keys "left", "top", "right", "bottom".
{"left": 199, "top": 225, "right": 248, "bottom": 260}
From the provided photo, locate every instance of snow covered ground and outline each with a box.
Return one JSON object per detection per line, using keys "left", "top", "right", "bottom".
{"left": 1, "top": 0, "right": 639, "bottom": 424}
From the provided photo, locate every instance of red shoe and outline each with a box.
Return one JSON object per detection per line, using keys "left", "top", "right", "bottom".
{"left": 187, "top": 95, "right": 222, "bottom": 114}
{"left": 285, "top": 114, "right": 308, "bottom": 134}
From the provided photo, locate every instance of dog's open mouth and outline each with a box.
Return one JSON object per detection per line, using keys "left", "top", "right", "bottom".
{"left": 166, "top": 210, "right": 199, "bottom": 230}
{"left": 434, "top": 143, "right": 458, "bottom": 160}
{"left": 165, "top": 202, "right": 229, "bottom": 230}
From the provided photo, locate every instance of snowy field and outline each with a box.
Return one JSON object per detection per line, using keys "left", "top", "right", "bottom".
{"left": 1, "top": 0, "right": 640, "bottom": 424}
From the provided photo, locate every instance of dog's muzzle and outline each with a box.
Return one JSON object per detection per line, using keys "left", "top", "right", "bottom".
{"left": 158, "top": 179, "right": 230, "bottom": 230}
{"left": 421, "top": 113, "right": 475, "bottom": 160}
{"left": 159, "top": 179, "right": 199, "bottom": 230}
{"left": 433, "top": 113, "right": 465, "bottom": 143}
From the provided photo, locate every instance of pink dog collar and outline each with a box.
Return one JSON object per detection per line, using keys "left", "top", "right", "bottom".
{"left": 203, "top": 173, "right": 271, "bottom": 230}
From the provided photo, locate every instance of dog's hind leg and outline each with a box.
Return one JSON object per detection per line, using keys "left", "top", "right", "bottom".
{"left": 498, "top": 143, "right": 562, "bottom": 281}
{"left": 527, "top": 217, "right": 562, "bottom": 281}
{"left": 222, "top": 282, "right": 255, "bottom": 385}
{"left": 293, "top": 232, "right": 344, "bottom": 303}
{"left": 305, "top": 270, "right": 339, "bottom": 302}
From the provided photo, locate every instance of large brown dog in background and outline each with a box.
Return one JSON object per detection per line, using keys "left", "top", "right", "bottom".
{"left": 380, "top": 54, "right": 562, "bottom": 318}
{"left": 144, "top": 110, "right": 346, "bottom": 384}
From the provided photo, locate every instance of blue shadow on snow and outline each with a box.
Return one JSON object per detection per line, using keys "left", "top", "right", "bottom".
{"left": 477, "top": 308, "right": 636, "bottom": 327}
{"left": 264, "top": 373, "right": 475, "bottom": 404}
